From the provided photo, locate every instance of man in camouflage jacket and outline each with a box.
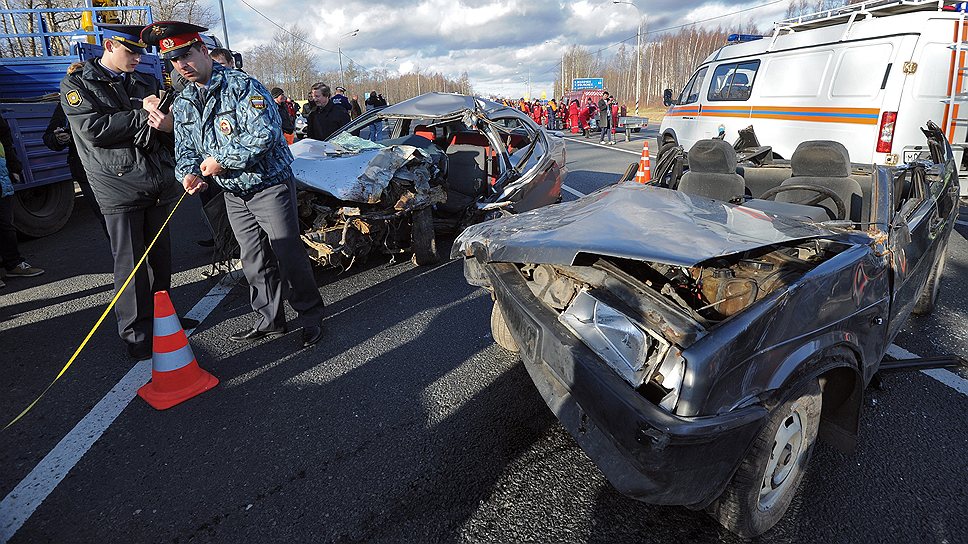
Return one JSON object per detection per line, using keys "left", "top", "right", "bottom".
{"left": 149, "top": 21, "right": 324, "bottom": 347}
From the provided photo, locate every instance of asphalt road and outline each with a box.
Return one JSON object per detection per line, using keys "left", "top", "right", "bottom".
{"left": 1, "top": 132, "right": 967, "bottom": 543}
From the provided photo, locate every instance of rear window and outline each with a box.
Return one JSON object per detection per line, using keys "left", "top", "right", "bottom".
{"left": 708, "top": 60, "right": 760, "bottom": 101}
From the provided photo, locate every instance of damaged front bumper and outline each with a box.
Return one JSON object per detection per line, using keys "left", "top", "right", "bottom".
{"left": 484, "top": 262, "right": 767, "bottom": 507}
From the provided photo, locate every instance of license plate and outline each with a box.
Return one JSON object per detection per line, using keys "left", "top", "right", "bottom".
{"left": 903, "top": 150, "right": 928, "bottom": 163}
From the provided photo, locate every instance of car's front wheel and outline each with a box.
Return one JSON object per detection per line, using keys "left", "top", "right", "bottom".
{"left": 708, "top": 379, "right": 822, "bottom": 538}
{"left": 410, "top": 207, "right": 439, "bottom": 266}
{"left": 490, "top": 302, "right": 519, "bottom": 353}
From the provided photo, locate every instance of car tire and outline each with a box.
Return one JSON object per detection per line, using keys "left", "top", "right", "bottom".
{"left": 12, "top": 181, "right": 75, "bottom": 237}
{"left": 707, "top": 379, "right": 822, "bottom": 538}
{"left": 490, "top": 302, "right": 519, "bottom": 353}
{"left": 913, "top": 249, "right": 946, "bottom": 316}
{"left": 410, "top": 207, "right": 439, "bottom": 266}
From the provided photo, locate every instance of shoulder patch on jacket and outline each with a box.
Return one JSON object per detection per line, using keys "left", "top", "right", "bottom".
{"left": 66, "top": 90, "right": 82, "bottom": 107}
{"left": 249, "top": 96, "right": 266, "bottom": 109}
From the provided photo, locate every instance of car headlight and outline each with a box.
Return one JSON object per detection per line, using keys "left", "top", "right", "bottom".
{"left": 559, "top": 289, "right": 671, "bottom": 387}
{"left": 653, "top": 354, "right": 686, "bottom": 411}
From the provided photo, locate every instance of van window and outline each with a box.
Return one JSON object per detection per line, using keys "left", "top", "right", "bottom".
{"left": 708, "top": 60, "right": 760, "bottom": 101}
{"left": 677, "top": 67, "right": 708, "bottom": 105}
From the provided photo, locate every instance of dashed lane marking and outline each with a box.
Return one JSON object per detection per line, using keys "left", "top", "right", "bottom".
{"left": 886, "top": 344, "right": 968, "bottom": 397}
{"left": 565, "top": 136, "right": 644, "bottom": 156}
{"left": 0, "top": 267, "right": 242, "bottom": 544}
{"left": 561, "top": 185, "right": 587, "bottom": 199}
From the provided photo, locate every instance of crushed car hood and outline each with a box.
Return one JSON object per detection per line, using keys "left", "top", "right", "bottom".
{"left": 291, "top": 139, "right": 436, "bottom": 204}
{"left": 454, "top": 183, "right": 841, "bottom": 267}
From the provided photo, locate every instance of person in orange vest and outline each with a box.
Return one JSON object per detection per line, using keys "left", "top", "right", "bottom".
{"left": 547, "top": 99, "right": 558, "bottom": 129}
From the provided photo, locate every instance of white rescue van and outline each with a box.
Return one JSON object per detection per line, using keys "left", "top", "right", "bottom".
{"left": 659, "top": 0, "right": 968, "bottom": 196}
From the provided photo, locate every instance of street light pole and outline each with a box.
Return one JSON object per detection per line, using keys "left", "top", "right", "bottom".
{"left": 614, "top": 1, "right": 644, "bottom": 115}
{"left": 635, "top": 19, "right": 641, "bottom": 115}
{"left": 336, "top": 29, "right": 359, "bottom": 86}
{"left": 217, "top": 0, "right": 230, "bottom": 48}
{"left": 381, "top": 56, "right": 397, "bottom": 99}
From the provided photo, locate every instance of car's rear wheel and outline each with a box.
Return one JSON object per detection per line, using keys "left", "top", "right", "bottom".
{"left": 708, "top": 379, "right": 822, "bottom": 538}
{"left": 913, "top": 249, "right": 946, "bottom": 315}
{"left": 410, "top": 207, "right": 439, "bottom": 266}
{"left": 490, "top": 302, "right": 519, "bottom": 353}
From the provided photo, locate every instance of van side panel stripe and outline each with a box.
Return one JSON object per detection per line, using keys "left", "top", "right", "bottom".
{"left": 695, "top": 105, "right": 879, "bottom": 125}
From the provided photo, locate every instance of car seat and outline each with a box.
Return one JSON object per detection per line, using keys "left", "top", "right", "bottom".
{"left": 414, "top": 124, "right": 436, "bottom": 142}
{"left": 678, "top": 139, "right": 746, "bottom": 202}
{"left": 776, "top": 140, "right": 863, "bottom": 221}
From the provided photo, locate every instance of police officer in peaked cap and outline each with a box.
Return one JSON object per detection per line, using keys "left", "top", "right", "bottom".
{"left": 60, "top": 22, "right": 195, "bottom": 361}
{"left": 143, "top": 21, "right": 326, "bottom": 348}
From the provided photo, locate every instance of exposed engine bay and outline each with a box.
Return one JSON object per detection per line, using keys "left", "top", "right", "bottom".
{"left": 515, "top": 238, "right": 849, "bottom": 331}
{"left": 294, "top": 141, "right": 447, "bottom": 269}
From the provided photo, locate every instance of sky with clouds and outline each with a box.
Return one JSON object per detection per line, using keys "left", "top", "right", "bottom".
{"left": 220, "top": 0, "right": 796, "bottom": 96}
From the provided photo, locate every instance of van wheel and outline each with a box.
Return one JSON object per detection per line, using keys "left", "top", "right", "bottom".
{"left": 707, "top": 379, "right": 822, "bottom": 538}
{"left": 490, "top": 302, "right": 519, "bottom": 352}
{"left": 410, "top": 207, "right": 439, "bottom": 266}
{"left": 913, "top": 250, "right": 946, "bottom": 315}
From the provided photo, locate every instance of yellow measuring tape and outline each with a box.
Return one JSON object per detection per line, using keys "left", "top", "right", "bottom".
{"left": 4, "top": 192, "right": 188, "bottom": 430}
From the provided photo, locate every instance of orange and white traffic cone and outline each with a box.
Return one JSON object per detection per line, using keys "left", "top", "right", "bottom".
{"left": 635, "top": 140, "right": 652, "bottom": 184}
{"left": 137, "top": 291, "right": 218, "bottom": 410}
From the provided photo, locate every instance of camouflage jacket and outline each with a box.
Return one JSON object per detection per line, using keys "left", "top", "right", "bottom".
{"left": 173, "top": 64, "right": 293, "bottom": 197}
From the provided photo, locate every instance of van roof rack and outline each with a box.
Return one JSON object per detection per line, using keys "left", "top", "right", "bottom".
{"left": 774, "top": 0, "right": 963, "bottom": 32}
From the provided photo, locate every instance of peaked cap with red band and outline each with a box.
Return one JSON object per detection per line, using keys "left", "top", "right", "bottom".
{"left": 141, "top": 21, "right": 209, "bottom": 59}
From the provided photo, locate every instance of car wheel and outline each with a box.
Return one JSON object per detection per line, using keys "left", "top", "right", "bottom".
{"left": 490, "top": 302, "right": 519, "bottom": 353}
{"left": 410, "top": 207, "right": 439, "bottom": 266}
{"left": 708, "top": 379, "right": 822, "bottom": 538}
{"left": 913, "top": 249, "right": 946, "bottom": 316}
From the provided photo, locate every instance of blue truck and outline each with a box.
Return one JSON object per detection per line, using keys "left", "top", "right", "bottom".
{"left": 0, "top": 5, "right": 228, "bottom": 236}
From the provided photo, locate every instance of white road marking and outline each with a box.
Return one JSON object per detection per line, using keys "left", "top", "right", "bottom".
{"left": 0, "top": 361, "right": 151, "bottom": 543}
{"left": 956, "top": 220, "right": 968, "bottom": 227}
{"left": 886, "top": 344, "right": 968, "bottom": 397}
{"left": 561, "top": 185, "right": 587, "bottom": 199}
{"left": 566, "top": 136, "right": 644, "bottom": 156}
{"left": 0, "top": 267, "right": 242, "bottom": 543}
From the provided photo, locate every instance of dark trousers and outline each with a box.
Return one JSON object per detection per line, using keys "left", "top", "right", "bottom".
{"left": 0, "top": 194, "right": 22, "bottom": 270}
{"left": 224, "top": 180, "right": 324, "bottom": 331}
{"left": 104, "top": 204, "right": 173, "bottom": 346}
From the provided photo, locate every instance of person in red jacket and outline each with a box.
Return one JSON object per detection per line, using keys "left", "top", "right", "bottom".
{"left": 568, "top": 100, "right": 579, "bottom": 133}
{"left": 578, "top": 101, "right": 592, "bottom": 138}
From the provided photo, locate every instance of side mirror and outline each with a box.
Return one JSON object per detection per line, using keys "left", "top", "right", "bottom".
{"left": 662, "top": 88, "right": 674, "bottom": 107}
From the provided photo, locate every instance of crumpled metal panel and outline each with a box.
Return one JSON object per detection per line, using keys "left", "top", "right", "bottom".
{"left": 454, "top": 183, "right": 838, "bottom": 267}
{"left": 292, "top": 140, "right": 434, "bottom": 204}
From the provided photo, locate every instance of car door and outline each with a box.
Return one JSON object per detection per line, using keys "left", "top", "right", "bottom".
{"left": 885, "top": 161, "right": 943, "bottom": 338}
{"left": 669, "top": 67, "right": 708, "bottom": 149}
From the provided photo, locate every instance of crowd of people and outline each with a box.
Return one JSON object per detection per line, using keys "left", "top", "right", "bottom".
{"left": 501, "top": 93, "right": 625, "bottom": 141}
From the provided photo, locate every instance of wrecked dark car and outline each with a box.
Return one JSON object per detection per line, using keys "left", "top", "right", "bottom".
{"left": 292, "top": 92, "right": 566, "bottom": 269}
{"left": 453, "top": 122, "right": 959, "bottom": 537}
